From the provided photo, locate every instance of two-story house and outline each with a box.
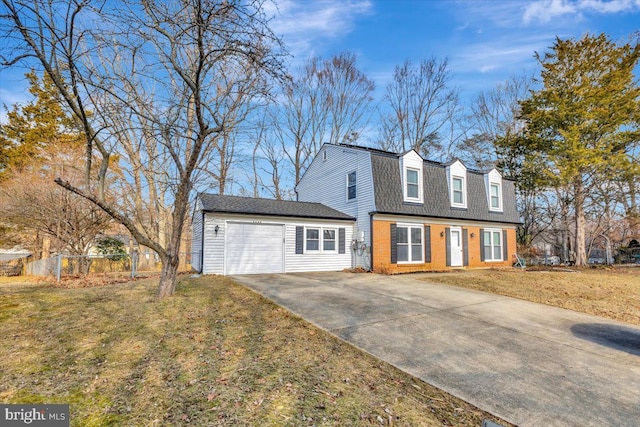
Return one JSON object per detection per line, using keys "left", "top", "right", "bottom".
{"left": 296, "top": 143, "right": 520, "bottom": 273}
{"left": 192, "top": 143, "right": 520, "bottom": 275}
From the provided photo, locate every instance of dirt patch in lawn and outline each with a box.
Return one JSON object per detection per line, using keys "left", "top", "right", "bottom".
{"left": 423, "top": 266, "right": 640, "bottom": 326}
{"left": 0, "top": 275, "right": 509, "bottom": 426}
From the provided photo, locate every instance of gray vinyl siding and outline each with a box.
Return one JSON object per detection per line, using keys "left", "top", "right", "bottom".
{"left": 296, "top": 144, "right": 375, "bottom": 269}
{"left": 200, "top": 213, "right": 353, "bottom": 275}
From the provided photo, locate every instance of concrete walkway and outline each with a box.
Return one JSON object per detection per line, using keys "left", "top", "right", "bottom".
{"left": 232, "top": 272, "right": 640, "bottom": 427}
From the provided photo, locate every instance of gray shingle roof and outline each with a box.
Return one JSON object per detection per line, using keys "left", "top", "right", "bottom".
{"left": 371, "top": 153, "right": 521, "bottom": 224}
{"left": 198, "top": 194, "right": 355, "bottom": 221}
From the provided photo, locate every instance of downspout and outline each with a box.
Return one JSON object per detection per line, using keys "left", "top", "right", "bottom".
{"left": 369, "top": 212, "right": 375, "bottom": 272}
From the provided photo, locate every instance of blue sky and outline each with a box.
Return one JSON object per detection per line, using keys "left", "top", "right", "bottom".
{"left": 1, "top": 0, "right": 639, "bottom": 120}
{"left": 265, "top": 0, "right": 640, "bottom": 101}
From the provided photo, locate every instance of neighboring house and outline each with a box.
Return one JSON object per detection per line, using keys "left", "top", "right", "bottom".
{"left": 192, "top": 194, "right": 355, "bottom": 275}
{"left": 296, "top": 144, "right": 520, "bottom": 273}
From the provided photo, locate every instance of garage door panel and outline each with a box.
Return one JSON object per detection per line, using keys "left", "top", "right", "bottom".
{"left": 225, "top": 223, "right": 283, "bottom": 275}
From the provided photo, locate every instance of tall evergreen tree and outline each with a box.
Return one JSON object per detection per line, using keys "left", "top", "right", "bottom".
{"left": 514, "top": 33, "right": 640, "bottom": 266}
{"left": 0, "top": 71, "right": 81, "bottom": 179}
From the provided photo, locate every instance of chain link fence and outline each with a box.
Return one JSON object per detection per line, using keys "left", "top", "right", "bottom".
{"left": 22, "top": 252, "right": 199, "bottom": 281}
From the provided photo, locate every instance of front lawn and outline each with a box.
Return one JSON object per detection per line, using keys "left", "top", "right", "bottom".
{"left": 0, "top": 275, "right": 508, "bottom": 426}
{"left": 423, "top": 267, "right": 640, "bottom": 326}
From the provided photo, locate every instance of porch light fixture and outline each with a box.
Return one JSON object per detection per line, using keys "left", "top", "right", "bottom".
{"left": 215, "top": 225, "right": 219, "bottom": 235}
{"left": 470, "top": 232, "right": 475, "bottom": 238}
{"left": 440, "top": 231, "right": 444, "bottom": 237}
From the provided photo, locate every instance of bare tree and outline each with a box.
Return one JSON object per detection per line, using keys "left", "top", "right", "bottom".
{"left": 273, "top": 52, "right": 374, "bottom": 184}
{"left": 249, "top": 115, "right": 288, "bottom": 199}
{"left": 320, "top": 52, "right": 375, "bottom": 145}
{"left": 378, "top": 58, "right": 458, "bottom": 158}
{"left": 460, "top": 73, "right": 532, "bottom": 169}
{"left": 1, "top": 0, "right": 285, "bottom": 297}
{"left": 0, "top": 145, "right": 112, "bottom": 258}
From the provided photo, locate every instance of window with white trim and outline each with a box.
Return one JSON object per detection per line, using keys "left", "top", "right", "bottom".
{"left": 406, "top": 168, "right": 420, "bottom": 199}
{"left": 400, "top": 151, "right": 424, "bottom": 203}
{"left": 306, "top": 228, "right": 320, "bottom": 251}
{"left": 323, "top": 229, "right": 336, "bottom": 251}
{"left": 483, "top": 229, "right": 503, "bottom": 261}
{"left": 305, "top": 227, "right": 337, "bottom": 253}
{"left": 397, "top": 225, "right": 423, "bottom": 263}
{"left": 490, "top": 182, "right": 501, "bottom": 210}
{"left": 452, "top": 176, "right": 465, "bottom": 206}
{"left": 347, "top": 171, "right": 356, "bottom": 200}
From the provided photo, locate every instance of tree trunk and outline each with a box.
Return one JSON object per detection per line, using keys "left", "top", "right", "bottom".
{"left": 156, "top": 177, "right": 190, "bottom": 297}
{"left": 157, "top": 251, "right": 179, "bottom": 298}
{"left": 574, "top": 178, "right": 588, "bottom": 266}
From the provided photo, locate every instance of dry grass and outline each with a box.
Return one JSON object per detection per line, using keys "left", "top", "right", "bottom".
{"left": 423, "top": 266, "right": 640, "bottom": 326}
{"left": 0, "top": 275, "right": 509, "bottom": 426}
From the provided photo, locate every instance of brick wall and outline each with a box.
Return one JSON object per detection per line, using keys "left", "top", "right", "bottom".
{"left": 372, "top": 219, "right": 516, "bottom": 274}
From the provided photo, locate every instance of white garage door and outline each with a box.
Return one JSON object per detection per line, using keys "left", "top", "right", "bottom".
{"left": 225, "top": 222, "right": 284, "bottom": 274}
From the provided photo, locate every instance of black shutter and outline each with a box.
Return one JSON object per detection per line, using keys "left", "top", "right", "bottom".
{"left": 424, "top": 226, "right": 431, "bottom": 263}
{"left": 445, "top": 227, "right": 451, "bottom": 267}
{"left": 463, "top": 229, "right": 469, "bottom": 266}
{"left": 390, "top": 224, "right": 397, "bottom": 264}
{"left": 503, "top": 229, "right": 508, "bottom": 261}
{"left": 480, "top": 228, "right": 485, "bottom": 261}
{"left": 339, "top": 228, "right": 346, "bottom": 254}
{"left": 295, "top": 226, "right": 304, "bottom": 254}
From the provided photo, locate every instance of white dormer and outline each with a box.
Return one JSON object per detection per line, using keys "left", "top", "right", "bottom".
{"left": 399, "top": 150, "right": 423, "bottom": 204}
{"left": 485, "top": 168, "right": 503, "bottom": 212}
{"left": 446, "top": 160, "right": 467, "bottom": 209}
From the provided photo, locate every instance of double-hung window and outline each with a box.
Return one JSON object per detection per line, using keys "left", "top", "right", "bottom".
{"left": 347, "top": 171, "right": 356, "bottom": 200}
{"left": 306, "top": 228, "right": 320, "bottom": 251}
{"left": 397, "top": 225, "right": 423, "bottom": 263}
{"left": 483, "top": 229, "right": 503, "bottom": 261}
{"left": 406, "top": 168, "right": 420, "bottom": 199}
{"left": 452, "top": 176, "right": 465, "bottom": 205}
{"left": 323, "top": 229, "right": 336, "bottom": 251}
{"left": 305, "top": 227, "right": 337, "bottom": 253}
{"left": 489, "top": 182, "right": 502, "bottom": 211}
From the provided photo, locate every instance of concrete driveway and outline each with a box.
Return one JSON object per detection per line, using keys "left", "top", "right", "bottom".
{"left": 231, "top": 272, "right": 640, "bottom": 427}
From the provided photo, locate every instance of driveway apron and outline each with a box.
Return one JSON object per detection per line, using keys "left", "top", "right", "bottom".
{"left": 231, "top": 272, "right": 640, "bottom": 427}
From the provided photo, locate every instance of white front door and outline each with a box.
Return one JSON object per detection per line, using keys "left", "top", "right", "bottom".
{"left": 450, "top": 227, "right": 463, "bottom": 267}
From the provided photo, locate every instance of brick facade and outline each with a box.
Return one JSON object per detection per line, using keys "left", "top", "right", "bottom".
{"left": 372, "top": 219, "right": 517, "bottom": 274}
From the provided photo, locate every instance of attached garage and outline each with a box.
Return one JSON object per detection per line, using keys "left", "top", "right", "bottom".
{"left": 225, "top": 222, "right": 284, "bottom": 274}
{"left": 192, "top": 194, "right": 355, "bottom": 275}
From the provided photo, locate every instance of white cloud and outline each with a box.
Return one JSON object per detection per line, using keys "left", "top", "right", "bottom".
{"left": 579, "top": 0, "right": 640, "bottom": 12}
{"left": 523, "top": 0, "right": 640, "bottom": 24}
{"left": 266, "top": 0, "right": 373, "bottom": 60}
{"left": 453, "top": 37, "right": 550, "bottom": 75}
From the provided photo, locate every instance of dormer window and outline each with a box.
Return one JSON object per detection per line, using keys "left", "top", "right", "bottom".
{"left": 400, "top": 150, "right": 424, "bottom": 204}
{"left": 447, "top": 160, "right": 467, "bottom": 209}
{"left": 406, "top": 168, "right": 420, "bottom": 199}
{"left": 485, "top": 169, "right": 503, "bottom": 212}
{"left": 452, "top": 177, "right": 464, "bottom": 205}
{"left": 490, "top": 183, "right": 501, "bottom": 209}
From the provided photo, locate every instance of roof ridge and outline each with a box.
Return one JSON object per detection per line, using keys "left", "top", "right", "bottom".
{"left": 200, "top": 193, "right": 330, "bottom": 206}
{"left": 198, "top": 193, "right": 355, "bottom": 221}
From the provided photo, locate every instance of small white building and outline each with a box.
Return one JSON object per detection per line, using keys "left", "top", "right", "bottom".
{"left": 192, "top": 194, "right": 355, "bottom": 275}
